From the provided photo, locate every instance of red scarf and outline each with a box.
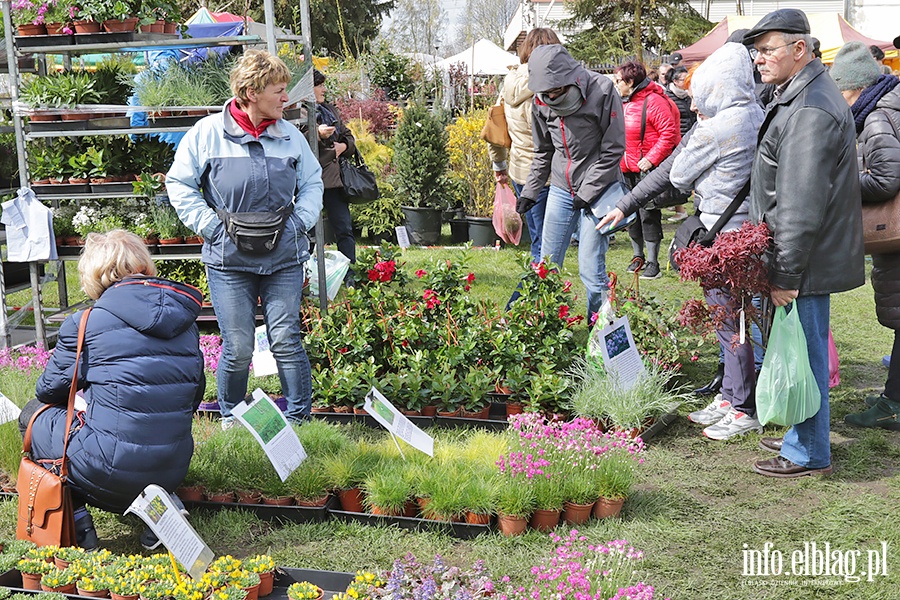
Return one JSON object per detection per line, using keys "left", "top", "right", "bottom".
{"left": 229, "top": 100, "right": 276, "bottom": 139}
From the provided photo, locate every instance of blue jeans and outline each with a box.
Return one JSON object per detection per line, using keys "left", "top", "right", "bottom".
{"left": 511, "top": 181, "right": 548, "bottom": 262}
{"left": 781, "top": 295, "right": 831, "bottom": 469}
{"left": 207, "top": 265, "right": 312, "bottom": 423}
{"left": 541, "top": 185, "right": 610, "bottom": 318}
{"left": 706, "top": 289, "right": 756, "bottom": 417}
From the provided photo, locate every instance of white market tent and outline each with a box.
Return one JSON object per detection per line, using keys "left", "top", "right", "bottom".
{"left": 438, "top": 38, "right": 518, "bottom": 76}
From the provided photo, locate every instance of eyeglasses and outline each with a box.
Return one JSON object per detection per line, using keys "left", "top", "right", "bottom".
{"left": 749, "top": 41, "right": 799, "bottom": 60}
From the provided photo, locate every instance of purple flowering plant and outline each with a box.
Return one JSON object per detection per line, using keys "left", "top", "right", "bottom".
{"left": 498, "top": 530, "right": 669, "bottom": 600}
{"left": 371, "top": 553, "right": 495, "bottom": 600}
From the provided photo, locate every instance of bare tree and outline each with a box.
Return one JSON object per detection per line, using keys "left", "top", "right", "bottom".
{"left": 453, "top": 0, "right": 518, "bottom": 52}
{"left": 386, "top": 0, "right": 446, "bottom": 55}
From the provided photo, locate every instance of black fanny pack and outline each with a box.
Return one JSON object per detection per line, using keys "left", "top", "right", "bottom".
{"left": 216, "top": 198, "right": 296, "bottom": 255}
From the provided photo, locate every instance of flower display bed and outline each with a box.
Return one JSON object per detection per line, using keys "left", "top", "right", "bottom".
{"left": 0, "top": 567, "right": 354, "bottom": 600}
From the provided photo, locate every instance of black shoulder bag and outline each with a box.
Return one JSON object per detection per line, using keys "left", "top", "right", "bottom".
{"left": 668, "top": 179, "right": 750, "bottom": 271}
{"left": 340, "top": 150, "right": 380, "bottom": 204}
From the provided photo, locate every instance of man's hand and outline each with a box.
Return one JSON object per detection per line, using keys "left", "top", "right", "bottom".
{"left": 572, "top": 194, "right": 591, "bottom": 211}
{"left": 494, "top": 170, "right": 509, "bottom": 185}
{"left": 637, "top": 157, "right": 653, "bottom": 172}
{"left": 770, "top": 287, "right": 799, "bottom": 307}
{"left": 596, "top": 208, "right": 625, "bottom": 231}
{"left": 516, "top": 195, "right": 537, "bottom": 215}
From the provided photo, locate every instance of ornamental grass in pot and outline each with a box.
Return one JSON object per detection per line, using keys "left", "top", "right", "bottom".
{"left": 416, "top": 462, "right": 468, "bottom": 522}
{"left": 321, "top": 442, "right": 383, "bottom": 512}
{"left": 286, "top": 458, "right": 330, "bottom": 506}
{"left": 495, "top": 484, "right": 535, "bottom": 537}
{"left": 459, "top": 470, "right": 499, "bottom": 524}
{"left": 530, "top": 475, "right": 566, "bottom": 532}
{"left": 362, "top": 465, "right": 411, "bottom": 516}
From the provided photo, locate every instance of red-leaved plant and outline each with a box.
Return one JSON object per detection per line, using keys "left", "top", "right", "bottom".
{"left": 334, "top": 89, "right": 396, "bottom": 139}
{"left": 674, "top": 221, "right": 771, "bottom": 343}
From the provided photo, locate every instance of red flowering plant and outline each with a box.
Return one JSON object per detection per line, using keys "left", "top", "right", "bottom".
{"left": 673, "top": 221, "right": 772, "bottom": 348}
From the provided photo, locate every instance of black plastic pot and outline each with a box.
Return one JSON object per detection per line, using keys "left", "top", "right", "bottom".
{"left": 401, "top": 206, "right": 442, "bottom": 246}
{"left": 449, "top": 218, "right": 468, "bottom": 244}
{"left": 466, "top": 216, "right": 500, "bottom": 247}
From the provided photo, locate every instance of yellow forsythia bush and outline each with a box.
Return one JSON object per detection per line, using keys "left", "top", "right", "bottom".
{"left": 447, "top": 109, "right": 494, "bottom": 217}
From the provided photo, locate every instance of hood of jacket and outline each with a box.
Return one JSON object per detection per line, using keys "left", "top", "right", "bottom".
{"left": 94, "top": 276, "right": 202, "bottom": 339}
{"left": 691, "top": 43, "right": 758, "bottom": 119}
{"left": 503, "top": 64, "right": 532, "bottom": 108}
{"left": 527, "top": 45, "right": 589, "bottom": 95}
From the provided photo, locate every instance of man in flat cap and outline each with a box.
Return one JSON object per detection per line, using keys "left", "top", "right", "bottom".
{"left": 743, "top": 9, "right": 865, "bottom": 478}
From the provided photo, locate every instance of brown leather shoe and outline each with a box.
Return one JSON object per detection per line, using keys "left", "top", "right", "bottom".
{"left": 758, "top": 437, "right": 783, "bottom": 453}
{"left": 752, "top": 456, "right": 832, "bottom": 478}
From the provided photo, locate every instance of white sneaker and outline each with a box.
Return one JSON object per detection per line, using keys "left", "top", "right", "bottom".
{"left": 702, "top": 408, "right": 763, "bottom": 440}
{"left": 687, "top": 394, "right": 731, "bottom": 425}
{"left": 220, "top": 416, "right": 236, "bottom": 431}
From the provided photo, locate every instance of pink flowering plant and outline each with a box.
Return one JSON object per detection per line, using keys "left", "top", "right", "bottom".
{"left": 498, "top": 530, "right": 669, "bottom": 600}
{"left": 500, "top": 413, "right": 646, "bottom": 507}
{"left": 11, "top": 0, "right": 49, "bottom": 25}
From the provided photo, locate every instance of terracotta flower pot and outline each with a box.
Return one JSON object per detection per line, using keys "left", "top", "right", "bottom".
{"left": 243, "top": 582, "right": 261, "bottom": 600}
{"left": 17, "top": 23, "right": 47, "bottom": 36}
{"left": 311, "top": 405, "right": 332, "bottom": 413}
{"left": 206, "top": 491, "right": 235, "bottom": 503}
{"left": 465, "top": 511, "right": 491, "bottom": 525}
{"left": 21, "top": 571, "right": 42, "bottom": 590}
{"left": 73, "top": 20, "right": 101, "bottom": 33}
{"left": 497, "top": 514, "right": 528, "bottom": 537}
{"left": 332, "top": 405, "right": 352, "bottom": 414}
{"left": 42, "top": 583, "right": 77, "bottom": 593}
{"left": 338, "top": 487, "right": 365, "bottom": 512}
{"left": 29, "top": 112, "right": 59, "bottom": 122}
{"left": 110, "top": 593, "right": 139, "bottom": 600}
{"left": 176, "top": 485, "right": 204, "bottom": 503}
{"left": 371, "top": 505, "right": 402, "bottom": 516}
{"left": 236, "top": 490, "right": 263, "bottom": 505}
{"left": 593, "top": 496, "right": 625, "bottom": 519}
{"left": 421, "top": 405, "right": 437, "bottom": 417}
{"left": 184, "top": 235, "right": 203, "bottom": 245}
{"left": 261, "top": 495, "right": 294, "bottom": 506}
{"left": 437, "top": 408, "right": 460, "bottom": 417}
{"left": 78, "top": 587, "right": 111, "bottom": 598}
{"left": 403, "top": 500, "right": 419, "bottom": 517}
{"left": 54, "top": 557, "right": 70, "bottom": 569}
{"left": 505, "top": 402, "right": 524, "bottom": 417}
{"left": 530, "top": 508, "right": 561, "bottom": 532}
{"left": 158, "top": 236, "right": 184, "bottom": 244}
{"left": 44, "top": 22, "right": 68, "bottom": 35}
{"left": 401, "top": 409, "right": 422, "bottom": 416}
{"left": 164, "top": 22, "right": 177, "bottom": 33}
{"left": 353, "top": 407, "right": 367, "bottom": 415}
{"left": 257, "top": 571, "right": 275, "bottom": 597}
{"left": 562, "top": 500, "right": 595, "bottom": 526}
{"left": 102, "top": 17, "right": 138, "bottom": 32}
{"left": 296, "top": 495, "right": 329, "bottom": 507}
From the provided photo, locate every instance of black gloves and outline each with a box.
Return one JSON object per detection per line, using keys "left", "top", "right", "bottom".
{"left": 516, "top": 195, "right": 537, "bottom": 215}
{"left": 572, "top": 194, "right": 591, "bottom": 211}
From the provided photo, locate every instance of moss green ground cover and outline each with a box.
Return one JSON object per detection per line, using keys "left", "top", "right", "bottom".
{"left": 2, "top": 216, "right": 899, "bottom": 598}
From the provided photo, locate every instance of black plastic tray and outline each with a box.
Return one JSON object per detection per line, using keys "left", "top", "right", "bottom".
{"left": 32, "top": 183, "right": 91, "bottom": 194}
{"left": 329, "top": 508, "right": 493, "bottom": 539}
{"left": 28, "top": 119, "right": 88, "bottom": 131}
{"left": 56, "top": 245, "right": 83, "bottom": 257}
{"left": 15, "top": 34, "right": 75, "bottom": 48}
{"left": 89, "top": 182, "right": 135, "bottom": 194}
{"left": 74, "top": 31, "right": 134, "bottom": 44}
{"left": 0, "top": 567, "right": 354, "bottom": 600}
{"left": 141, "top": 115, "right": 201, "bottom": 128}
{"left": 311, "top": 412, "right": 435, "bottom": 430}
{"left": 157, "top": 243, "right": 203, "bottom": 255}
{"left": 182, "top": 494, "right": 336, "bottom": 524}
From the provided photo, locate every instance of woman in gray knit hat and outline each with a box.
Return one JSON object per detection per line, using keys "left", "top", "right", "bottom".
{"left": 831, "top": 41, "right": 900, "bottom": 430}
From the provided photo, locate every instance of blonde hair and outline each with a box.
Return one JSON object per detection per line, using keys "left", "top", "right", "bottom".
{"left": 229, "top": 49, "right": 292, "bottom": 104}
{"left": 78, "top": 229, "right": 156, "bottom": 300}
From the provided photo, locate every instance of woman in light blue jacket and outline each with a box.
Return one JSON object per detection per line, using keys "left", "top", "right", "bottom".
{"left": 166, "top": 50, "right": 323, "bottom": 426}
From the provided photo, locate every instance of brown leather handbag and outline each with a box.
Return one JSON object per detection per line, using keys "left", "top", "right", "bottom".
{"left": 17, "top": 308, "right": 90, "bottom": 547}
{"left": 480, "top": 99, "right": 512, "bottom": 148}
{"left": 862, "top": 111, "right": 900, "bottom": 254}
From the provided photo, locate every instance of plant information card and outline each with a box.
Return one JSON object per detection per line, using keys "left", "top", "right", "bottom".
{"left": 596, "top": 315, "right": 645, "bottom": 390}
{"left": 126, "top": 484, "right": 214, "bottom": 581}
{"left": 363, "top": 387, "right": 434, "bottom": 457}
{"left": 0, "top": 392, "right": 20, "bottom": 426}
{"left": 231, "top": 388, "right": 308, "bottom": 481}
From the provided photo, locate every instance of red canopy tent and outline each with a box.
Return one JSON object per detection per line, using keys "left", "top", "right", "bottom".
{"left": 677, "top": 13, "right": 896, "bottom": 65}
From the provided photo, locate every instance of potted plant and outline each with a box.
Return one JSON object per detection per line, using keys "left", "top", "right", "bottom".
{"left": 44, "top": 0, "right": 75, "bottom": 34}
{"left": 286, "top": 581, "right": 323, "bottom": 600}
{"left": 392, "top": 102, "right": 450, "bottom": 245}
{"left": 101, "top": 0, "right": 138, "bottom": 32}
{"left": 459, "top": 365, "right": 493, "bottom": 419}
{"left": 286, "top": 458, "right": 330, "bottom": 506}
{"left": 16, "top": 557, "right": 54, "bottom": 590}
{"left": 495, "top": 483, "right": 535, "bottom": 537}
{"left": 11, "top": 0, "right": 48, "bottom": 35}
{"left": 524, "top": 362, "right": 570, "bottom": 417}
{"left": 228, "top": 569, "right": 261, "bottom": 600}
{"left": 76, "top": 571, "right": 113, "bottom": 598}
{"left": 529, "top": 475, "right": 566, "bottom": 532}
{"left": 244, "top": 555, "right": 276, "bottom": 597}
{"left": 53, "top": 545, "right": 85, "bottom": 569}
{"left": 417, "top": 463, "right": 468, "bottom": 521}
{"left": 446, "top": 109, "right": 497, "bottom": 246}
{"left": 108, "top": 570, "right": 142, "bottom": 600}
{"left": 39, "top": 566, "right": 78, "bottom": 593}
{"left": 150, "top": 198, "right": 184, "bottom": 244}
{"left": 321, "top": 443, "right": 381, "bottom": 512}
{"left": 210, "top": 586, "right": 251, "bottom": 600}
{"left": 68, "top": 150, "right": 92, "bottom": 184}
{"left": 73, "top": 0, "right": 103, "bottom": 31}
{"left": 362, "top": 466, "right": 410, "bottom": 516}
{"left": 593, "top": 437, "right": 644, "bottom": 519}
{"left": 459, "top": 470, "right": 498, "bottom": 524}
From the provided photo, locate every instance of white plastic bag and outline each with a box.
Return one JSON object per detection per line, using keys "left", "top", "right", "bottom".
{"left": 307, "top": 250, "right": 350, "bottom": 301}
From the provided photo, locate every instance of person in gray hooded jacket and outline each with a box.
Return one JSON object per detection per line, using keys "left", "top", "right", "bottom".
{"left": 517, "top": 44, "right": 625, "bottom": 319}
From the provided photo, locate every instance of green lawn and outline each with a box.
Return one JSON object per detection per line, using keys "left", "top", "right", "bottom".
{"left": 2, "top": 214, "right": 899, "bottom": 598}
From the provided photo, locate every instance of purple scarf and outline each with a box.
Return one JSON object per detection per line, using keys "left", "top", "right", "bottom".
{"left": 851, "top": 74, "right": 900, "bottom": 133}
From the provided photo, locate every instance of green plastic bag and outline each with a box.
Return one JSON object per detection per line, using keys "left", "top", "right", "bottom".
{"left": 756, "top": 305, "right": 821, "bottom": 426}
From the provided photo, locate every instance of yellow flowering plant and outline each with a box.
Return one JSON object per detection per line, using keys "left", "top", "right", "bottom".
{"left": 108, "top": 572, "right": 143, "bottom": 596}
{"left": 446, "top": 109, "right": 494, "bottom": 218}
{"left": 229, "top": 569, "right": 260, "bottom": 589}
{"left": 77, "top": 572, "right": 113, "bottom": 592}
{"left": 55, "top": 546, "right": 86, "bottom": 562}
{"left": 170, "top": 578, "right": 209, "bottom": 600}
{"left": 200, "top": 570, "right": 229, "bottom": 590}
{"left": 25, "top": 545, "right": 58, "bottom": 561}
{"left": 17, "top": 557, "right": 55, "bottom": 575}
{"left": 208, "top": 555, "right": 242, "bottom": 574}
{"left": 138, "top": 579, "right": 176, "bottom": 600}
{"left": 40, "top": 566, "right": 79, "bottom": 587}
{"left": 287, "top": 581, "right": 323, "bottom": 600}
{"left": 210, "top": 585, "right": 249, "bottom": 600}
{"left": 244, "top": 554, "right": 276, "bottom": 574}
{"left": 343, "top": 570, "right": 386, "bottom": 599}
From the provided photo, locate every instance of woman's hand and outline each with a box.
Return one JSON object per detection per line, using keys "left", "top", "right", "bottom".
{"left": 317, "top": 124, "right": 335, "bottom": 139}
{"left": 595, "top": 208, "right": 625, "bottom": 231}
{"left": 334, "top": 142, "right": 347, "bottom": 157}
{"left": 638, "top": 157, "right": 654, "bottom": 172}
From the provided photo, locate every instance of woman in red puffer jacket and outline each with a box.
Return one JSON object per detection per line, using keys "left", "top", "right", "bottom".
{"left": 614, "top": 61, "right": 681, "bottom": 279}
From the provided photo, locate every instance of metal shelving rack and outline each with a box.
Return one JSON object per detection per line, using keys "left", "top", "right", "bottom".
{"left": 1, "top": 0, "right": 323, "bottom": 349}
